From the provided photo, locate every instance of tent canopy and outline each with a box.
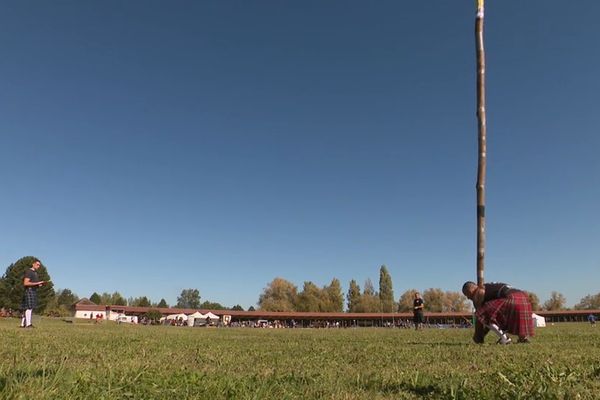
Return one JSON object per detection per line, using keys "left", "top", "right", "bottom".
{"left": 532, "top": 313, "right": 546, "bottom": 328}
{"left": 205, "top": 312, "right": 220, "bottom": 320}
{"left": 166, "top": 313, "right": 188, "bottom": 320}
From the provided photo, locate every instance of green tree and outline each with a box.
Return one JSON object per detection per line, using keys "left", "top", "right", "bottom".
{"left": 129, "top": 296, "right": 151, "bottom": 307}
{"left": 544, "top": 291, "right": 567, "bottom": 311}
{"left": 176, "top": 289, "right": 201, "bottom": 309}
{"left": 99, "top": 292, "right": 112, "bottom": 305}
{"left": 526, "top": 292, "right": 541, "bottom": 311}
{"left": 357, "top": 279, "right": 380, "bottom": 313}
{"left": 89, "top": 292, "right": 101, "bottom": 305}
{"left": 296, "top": 281, "right": 322, "bottom": 312}
{"left": 346, "top": 280, "right": 361, "bottom": 312}
{"left": 45, "top": 289, "right": 79, "bottom": 317}
{"left": 247, "top": 306, "right": 256, "bottom": 311}
{"left": 258, "top": 278, "right": 297, "bottom": 312}
{"left": 574, "top": 293, "right": 600, "bottom": 310}
{"left": 378, "top": 265, "right": 395, "bottom": 313}
{"left": 98, "top": 291, "right": 127, "bottom": 306}
{"left": 43, "top": 295, "right": 68, "bottom": 317}
{"left": 157, "top": 298, "right": 169, "bottom": 308}
{"left": 0, "top": 279, "right": 8, "bottom": 308}
{"left": 363, "top": 279, "right": 375, "bottom": 296}
{"left": 200, "top": 301, "right": 226, "bottom": 310}
{"left": 112, "top": 292, "right": 127, "bottom": 306}
{"left": 231, "top": 304, "right": 244, "bottom": 311}
{"left": 322, "top": 278, "right": 344, "bottom": 312}
{"left": 1, "top": 256, "right": 54, "bottom": 312}
{"left": 144, "top": 309, "right": 163, "bottom": 324}
{"left": 56, "top": 288, "right": 79, "bottom": 307}
{"left": 397, "top": 289, "right": 419, "bottom": 312}
{"left": 423, "top": 288, "right": 444, "bottom": 312}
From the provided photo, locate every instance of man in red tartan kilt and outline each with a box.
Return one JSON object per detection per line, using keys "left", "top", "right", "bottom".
{"left": 463, "top": 281, "right": 534, "bottom": 344}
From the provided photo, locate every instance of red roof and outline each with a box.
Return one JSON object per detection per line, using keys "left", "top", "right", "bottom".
{"left": 75, "top": 303, "right": 600, "bottom": 320}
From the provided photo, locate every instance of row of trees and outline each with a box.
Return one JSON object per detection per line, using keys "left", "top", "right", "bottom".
{"left": 86, "top": 289, "right": 246, "bottom": 311}
{"left": 1, "top": 257, "right": 598, "bottom": 314}
{"left": 256, "top": 267, "right": 593, "bottom": 313}
{"left": 256, "top": 267, "right": 471, "bottom": 313}
{"left": 258, "top": 277, "right": 345, "bottom": 312}
{"left": 0, "top": 257, "right": 244, "bottom": 315}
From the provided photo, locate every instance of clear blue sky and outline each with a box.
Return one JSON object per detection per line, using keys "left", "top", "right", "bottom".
{"left": 1, "top": 1, "right": 598, "bottom": 309}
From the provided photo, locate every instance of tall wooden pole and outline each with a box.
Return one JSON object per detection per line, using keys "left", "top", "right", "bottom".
{"left": 475, "top": 0, "right": 487, "bottom": 288}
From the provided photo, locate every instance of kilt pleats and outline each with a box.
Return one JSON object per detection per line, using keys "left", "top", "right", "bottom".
{"left": 475, "top": 291, "right": 534, "bottom": 338}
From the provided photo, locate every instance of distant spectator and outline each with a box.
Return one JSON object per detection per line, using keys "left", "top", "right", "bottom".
{"left": 589, "top": 314, "right": 596, "bottom": 326}
{"left": 413, "top": 292, "right": 424, "bottom": 330}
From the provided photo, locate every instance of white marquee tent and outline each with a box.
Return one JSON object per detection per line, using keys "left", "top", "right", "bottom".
{"left": 187, "top": 311, "right": 206, "bottom": 326}
{"left": 166, "top": 313, "right": 188, "bottom": 321}
{"left": 532, "top": 313, "right": 546, "bottom": 328}
{"left": 205, "top": 312, "right": 220, "bottom": 320}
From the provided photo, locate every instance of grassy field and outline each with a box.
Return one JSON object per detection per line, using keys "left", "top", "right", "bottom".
{"left": 1, "top": 318, "right": 599, "bottom": 399}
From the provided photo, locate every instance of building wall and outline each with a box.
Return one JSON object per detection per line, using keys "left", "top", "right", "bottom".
{"left": 75, "top": 310, "right": 106, "bottom": 320}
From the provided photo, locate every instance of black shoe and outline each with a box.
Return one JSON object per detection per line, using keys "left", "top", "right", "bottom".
{"left": 25, "top": 325, "right": 35, "bottom": 328}
{"left": 518, "top": 337, "right": 530, "bottom": 344}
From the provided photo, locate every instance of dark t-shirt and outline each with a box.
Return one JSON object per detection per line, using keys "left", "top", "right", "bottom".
{"left": 24, "top": 268, "right": 40, "bottom": 288}
{"left": 413, "top": 298, "right": 424, "bottom": 313}
{"left": 484, "top": 282, "right": 519, "bottom": 302}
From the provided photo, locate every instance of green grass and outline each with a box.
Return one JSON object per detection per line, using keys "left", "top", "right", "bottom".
{"left": 1, "top": 318, "right": 599, "bottom": 399}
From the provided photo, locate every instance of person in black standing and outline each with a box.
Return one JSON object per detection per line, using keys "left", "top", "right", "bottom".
{"left": 21, "top": 258, "right": 47, "bottom": 328}
{"left": 413, "top": 292, "right": 425, "bottom": 330}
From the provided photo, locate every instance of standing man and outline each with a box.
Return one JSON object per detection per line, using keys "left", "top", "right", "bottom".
{"left": 21, "top": 258, "right": 47, "bottom": 328}
{"left": 413, "top": 292, "right": 425, "bottom": 330}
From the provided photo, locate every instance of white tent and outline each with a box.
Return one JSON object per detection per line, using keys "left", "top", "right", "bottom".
{"left": 205, "top": 312, "right": 220, "bottom": 320}
{"left": 187, "top": 312, "right": 206, "bottom": 326}
{"left": 166, "top": 313, "right": 188, "bottom": 321}
{"left": 532, "top": 313, "right": 546, "bottom": 327}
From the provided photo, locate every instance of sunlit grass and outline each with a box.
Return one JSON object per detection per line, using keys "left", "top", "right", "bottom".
{"left": 1, "top": 318, "right": 599, "bottom": 399}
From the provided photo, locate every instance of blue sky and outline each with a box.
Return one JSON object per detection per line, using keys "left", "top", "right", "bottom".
{"left": 1, "top": 1, "right": 598, "bottom": 309}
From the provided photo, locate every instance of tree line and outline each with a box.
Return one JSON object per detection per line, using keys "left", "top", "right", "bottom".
{"left": 1, "top": 257, "right": 598, "bottom": 315}
{"left": 0, "top": 257, "right": 245, "bottom": 316}
{"left": 256, "top": 266, "right": 472, "bottom": 313}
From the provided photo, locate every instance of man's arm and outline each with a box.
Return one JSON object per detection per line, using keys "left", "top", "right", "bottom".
{"left": 472, "top": 287, "right": 485, "bottom": 309}
{"left": 23, "top": 276, "right": 45, "bottom": 287}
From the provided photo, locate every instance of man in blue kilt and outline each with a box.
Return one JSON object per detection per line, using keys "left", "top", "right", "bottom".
{"left": 21, "top": 258, "right": 47, "bottom": 328}
{"left": 462, "top": 281, "right": 534, "bottom": 344}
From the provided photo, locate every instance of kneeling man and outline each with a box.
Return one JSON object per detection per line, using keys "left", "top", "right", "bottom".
{"left": 462, "top": 281, "right": 534, "bottom": 344}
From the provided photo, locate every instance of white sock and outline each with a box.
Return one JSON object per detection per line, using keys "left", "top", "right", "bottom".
{"left": 21, "top": 314, "right": 26, "bottom": 327}
{"left": 25, "top": 309, "right": 33, "bottom": 326}
{"left": 488, "top": 323, "right": 508, "bottom": 341}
